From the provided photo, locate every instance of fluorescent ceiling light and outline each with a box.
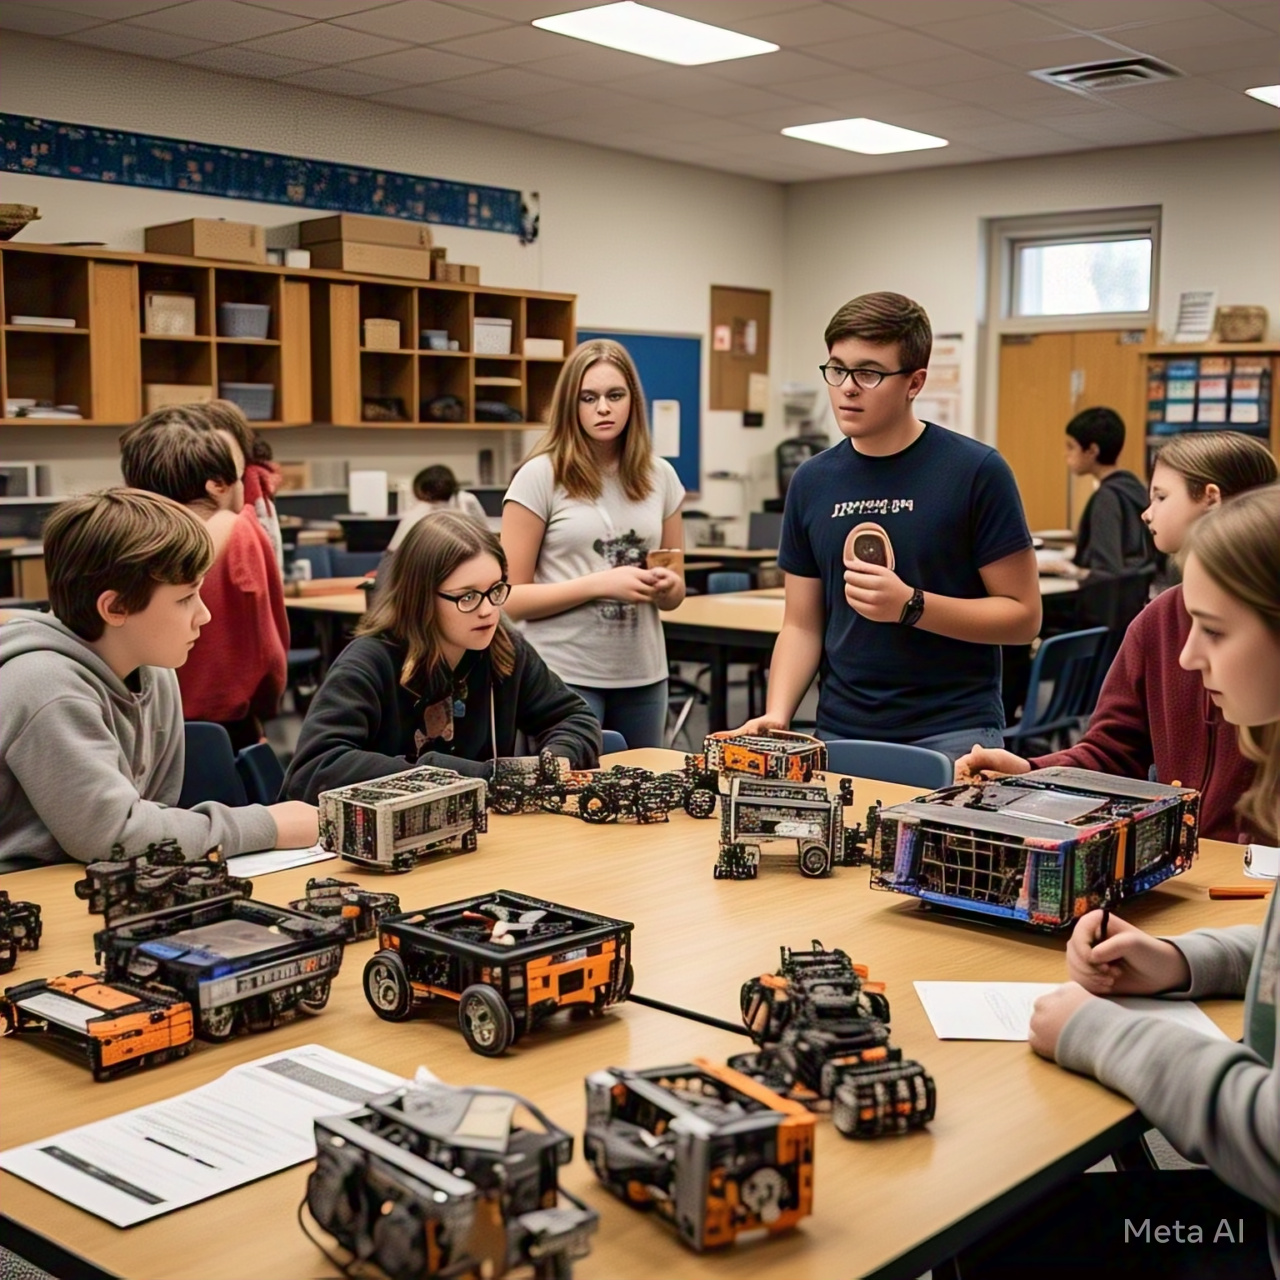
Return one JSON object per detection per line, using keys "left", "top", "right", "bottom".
{"left": 533, "top": 2, "right": 777, "bottom": 66}
{"left": 1245, "top": 84, "right": 1280, "bottom": 107}
{"left": 782, "top": 117, "right": 949, "bottom": 155}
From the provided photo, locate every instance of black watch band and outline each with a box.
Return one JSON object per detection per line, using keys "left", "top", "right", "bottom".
{"left": 898, "top": 587, "right": 925, "bottom": 627}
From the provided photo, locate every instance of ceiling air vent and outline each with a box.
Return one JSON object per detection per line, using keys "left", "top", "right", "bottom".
{"left": 1031, "top": 57, "right": 1182, "bottom": 92}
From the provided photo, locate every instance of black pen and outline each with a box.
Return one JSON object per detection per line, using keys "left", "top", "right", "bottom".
{"left": 1099, "top": 906, "right": 1110, "bottom": 943}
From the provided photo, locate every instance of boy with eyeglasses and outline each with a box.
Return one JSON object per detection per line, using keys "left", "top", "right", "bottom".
{"left": 736, "top": 292, "right": 1040, "bottom": 761}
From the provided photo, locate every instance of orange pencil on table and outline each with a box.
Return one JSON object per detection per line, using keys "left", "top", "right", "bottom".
{"left": 1208, "top": 885, "right": 1274, "bottom": 900}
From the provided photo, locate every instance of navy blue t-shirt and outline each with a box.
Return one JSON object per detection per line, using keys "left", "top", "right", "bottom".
{"left": 778, "top": 424, "right": 1032, "bottom": 740}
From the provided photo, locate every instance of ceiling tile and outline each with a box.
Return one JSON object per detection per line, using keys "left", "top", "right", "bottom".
{"left": 444, "top": 0, "right": 613, "bottom": 18}
{"left": 923, "top": 10, "right": 1077, "bottom": 50}
{"left": 180, "top": 45, "right": 322, "bottom": 77}
{"left": 834, "top": 0, "right": 1012, "bottom": 21}
{"left": 521, "top": 46, "right": 662, "bottom": 83}
{"left": 773, "top": 72, "right": 959, "bottom": 114}
{"left": 443, "top": 65, "right": 579, "bottom": 99}
{"left": 1116, "top": 11, "right": 1273, "bottom": 54}
{"left": 735, "top": 3, "right": 895, "bottom": 46}
{"left": 885, "top": 103, "right": 1011, "bottom": 131}
{"left": 69, "top": 22, "right": 218, "bottom": 56}
{"left": 277, "top": 65, "right": 405, "bottom": 94}
{"left": 1146, "top": 34, "right": 1280, "bottom": 75}
{"left": 514, "top": 84, "right": 655, "bottom": 119}
{"left": 0, "top": 3, "right": 106, "bottom": 35}
{"left": 812, "top": 28, "right": 961, "bottom": 70}
{"left": 1206, "top": 60, "right": 1280, "bottom": 90}
{"left": 432, "top": 24, "right": 579, "bottom": 64}
{"left": 366, "top": 82, "right": 488, "bottom": 111}
{"left": 1097, "top": 75, "right": 1246, "bottom": 108}
{"left": 330, "top": 1, "right": 508, "bottom": 43}
{"left": 629, "top": 114, "right": 760, "bottom": 142}
{"left": 608, "top": 65, "right": 727, "bottom": 100}
{"left": 242, "top": 0, "right": 403, "bottom": 15}
{"left": 36, "top": 0, "right": 180, "bottom": 17}
{"left": 237, "top": 22, "right": 408, "bottom": 62}
{"left": 446, "top": 97, "right": 576, "bottom": 126}
{"left": 339, "top": 46, "right": 499, "bottom": 82}
{"left": 650, "top": 0, "right": 805, "bottom": 22}
{"left": 1045, "top": 112, "right": 1195, "bottom": 142}
{"left": 875, "top": 50, "right": 1016, "bottom": 86}
{"left": 1026, "top": 0, "right": 1220, "bottom": 28}
{"left": 701, "top": 49, "right": 846, "bottom": 86}
{"left": 1213, "top": 1, "right": 1280, "bottom": 33}
{"left": 993, "top": 33, "right": 1142, "bottom": 71}
{"left": 661, "top": 83, "right": 811, "bottom": 117}
{"left": 941, "top": 71, "right": 1075, "bottom": 105}
{"left": 129, "top": 1, "right": 310, "bottom": 41}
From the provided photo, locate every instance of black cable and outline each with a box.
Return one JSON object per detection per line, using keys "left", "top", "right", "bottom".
{"left": 626, "top": 992, "right": 751, "bottom": 1037}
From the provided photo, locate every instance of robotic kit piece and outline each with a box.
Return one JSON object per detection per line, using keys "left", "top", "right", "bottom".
{"left": 871, "top": 767, "right": 1200, "bottom": 930}
{"left": 584, "top": 1058, "right": 814, "bottom": 1251}
{"left": 729, "top": 942, "right": 936, "bottom": 1139}
{"left": 288, "top": 877, "right": 401, "bottom": 942}
{"left": 318, "top": 767, "right": 488, "bottom": 872}
{"left": 2, "top": 970, "right": 194, "bottom": 1081}
{"left": 74, "top": 841, "right": 252, "bottom": 924}
{"left": 363, "top": 890, "right": 633, "bottom": 1057}
{"left": 95, "top": 890, "right": 346, "bottom": 1041}
{"left": 0, "top": 890, "right": 42, "bottom": 974}
{"left": 306, "top": 1079, "right": 597, "bottom": 1280}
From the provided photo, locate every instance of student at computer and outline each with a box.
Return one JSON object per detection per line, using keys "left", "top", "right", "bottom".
{"left": 736, "top": 292, "right": 1040, "bottom": 762}
{"left": 282, "top": 510, "right": 600, "bottom": 803}
{"left": 501, "top": 339, "right": 685, "bottom": 750}
{"left": 0, "top": 489, "right": 316, "bottom": 873}
{"left": 388, "top": 464, "right": 487, "bottom": 552}
{"left": 957, "top": 432, "right": 1277, "bottom": 841}
{"left": 1029, "top": 482, "right": 1280, "bottom": 1275}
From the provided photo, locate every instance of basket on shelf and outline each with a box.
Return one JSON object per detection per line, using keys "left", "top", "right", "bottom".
{"left": 0, "top": 205, "right": 40, "bottom": 241}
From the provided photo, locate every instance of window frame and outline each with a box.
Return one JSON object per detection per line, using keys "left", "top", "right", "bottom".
{"left": 1010, "top": 230, "right": 1155, "bottom": 322}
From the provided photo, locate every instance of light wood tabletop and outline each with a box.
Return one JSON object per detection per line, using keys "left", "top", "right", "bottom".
{"left": 0, "top": 750, "right": 1264, "bottom": 1280}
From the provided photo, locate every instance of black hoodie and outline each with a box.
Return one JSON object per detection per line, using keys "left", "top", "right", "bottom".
{"left": 282, "top": 624, "right": 601, "bottom": 803}
{"left": 1073, "top": 469, "right": 1157, "bottom": 577}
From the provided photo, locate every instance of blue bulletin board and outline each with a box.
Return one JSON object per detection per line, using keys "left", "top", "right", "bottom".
{"left": 577, "top": 330, "right": 701, "bottom": 494}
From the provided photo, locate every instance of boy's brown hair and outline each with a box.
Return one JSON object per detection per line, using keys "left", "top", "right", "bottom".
{"left": 119, "top": 416, "right": 238, "bottom": 505}
{"left": 43, "top": 488, "right": 214, "bottom": 640}
{"left": 824, "top": 292, "right": 932, "bottom": 371}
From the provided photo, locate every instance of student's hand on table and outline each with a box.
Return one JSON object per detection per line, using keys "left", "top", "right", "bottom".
{"left": 1029, "top": 982, "right": 1095, "bottom": 1058}
{"left": 954, "top": 746, "right": 1031, "bottom": 784}
{"left": 842, "top": 558, "right": 913, "bottom": 623}
{"left": 596, "top": 565, "right": 659, "bottom": 603}
{"left": 732, "top": 713, "right": 789, "bottom": 736}
{"left": 267, "top": 801, "right": 319, "bottom": 848}
{"left": 1065, "top": 909, "right": 1191, "bottom": 997}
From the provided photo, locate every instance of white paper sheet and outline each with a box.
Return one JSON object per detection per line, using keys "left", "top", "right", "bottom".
{"left": 226, "top": 843, "right": 334, "bottom": 878}
{"left": 0, "top": 1045, "right": 405, "bottom": 1227}
{"left": 651, "top": 398, "right": 680, "bottom": 457}
{"left": 914, "top": 982, "right": 1230, "bottom": 1042}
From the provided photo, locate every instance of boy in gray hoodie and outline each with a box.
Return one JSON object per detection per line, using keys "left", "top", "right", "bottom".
{"left": 0, "top": 488, "right": 316, "bottom": 873}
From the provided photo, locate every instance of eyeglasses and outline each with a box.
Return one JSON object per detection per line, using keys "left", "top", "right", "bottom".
{"left": 818, "top": 364, "right": 912, "bottom": 390}
{"left": 437, "top": 581, "right": 511, "bottom": 613}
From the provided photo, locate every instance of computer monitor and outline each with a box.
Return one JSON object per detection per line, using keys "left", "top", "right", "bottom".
{"left": 747, "top": 511, "right": 783, "bottom": 550}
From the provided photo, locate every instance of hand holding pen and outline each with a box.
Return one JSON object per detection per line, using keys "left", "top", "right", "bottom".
{"left": 1064, "top": 908, "right": 1192, "bottom": 997}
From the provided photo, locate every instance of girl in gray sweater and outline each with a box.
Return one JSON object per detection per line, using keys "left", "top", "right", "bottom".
{"left": 1031, "top": 483, "right": 1280, "bottom": 1276}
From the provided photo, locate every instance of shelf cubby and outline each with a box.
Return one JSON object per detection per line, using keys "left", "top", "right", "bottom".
{"left": 138, "top": 263, "right": 213, "bottom": 337}
{"left": 359, "top": 351, "right": 415, "bottom": 424}
{"left": 418, "top": 354, "right": 471, "bottom": 425}
{"left": 6, "top": 330, "right": 92, "bottom": 417}
{"left": 4, "top": 252, "right": 90, "bottom": 329}
{"left": 417, "top": 287, "right": 471, "bottom": 352}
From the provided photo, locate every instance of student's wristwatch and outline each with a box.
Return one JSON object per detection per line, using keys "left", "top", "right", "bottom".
{"left": 898, "top": 587, "right": 925, "bottom": 627}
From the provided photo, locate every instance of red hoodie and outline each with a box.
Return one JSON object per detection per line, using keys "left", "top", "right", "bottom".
{"left": 178, "top": 507, "right": 289, "bottom": 725}
{"left": 1032, "top": 586, "right": 1253, "bottom": 844}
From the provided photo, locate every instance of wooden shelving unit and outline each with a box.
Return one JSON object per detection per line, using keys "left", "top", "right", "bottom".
{"left": 0, "top": 242, "right": 575, "bottom": 432}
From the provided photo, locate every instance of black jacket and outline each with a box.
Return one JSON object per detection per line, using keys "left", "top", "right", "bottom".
{"left": 282, "top": 625, "right": 601, "bottom": 803}
{"left": 1073, "top": 470, "right": 1157, "bottom": 577}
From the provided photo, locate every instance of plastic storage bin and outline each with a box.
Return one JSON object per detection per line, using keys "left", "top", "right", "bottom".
{"left": 217, "top": 302, "right": 271, "bottom": 339}
{"left": 220, "top": 382, "right": 275, "bottom": 421}
{"left": 474, "top": 317, "right": 513, "bottom": 355}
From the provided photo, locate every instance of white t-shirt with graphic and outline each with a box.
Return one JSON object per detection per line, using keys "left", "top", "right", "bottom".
{"left": 504, "top": 453, "right": 684, "bottom": 688}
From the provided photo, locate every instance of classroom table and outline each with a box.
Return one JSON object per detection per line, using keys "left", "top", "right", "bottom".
{"left": 0, "top": 751, "right": 1263, "bottom": 1280}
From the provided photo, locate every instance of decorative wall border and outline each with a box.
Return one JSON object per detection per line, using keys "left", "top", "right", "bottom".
{"left": 0, "top": 112, "right": 527, "bottom": 237}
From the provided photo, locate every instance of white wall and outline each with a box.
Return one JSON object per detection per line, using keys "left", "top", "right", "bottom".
{"left": 783, "top": 132, "right": 1280, "bottom": 441}
{"left": 0, "top": 31, "right": 787, "bottom": 525}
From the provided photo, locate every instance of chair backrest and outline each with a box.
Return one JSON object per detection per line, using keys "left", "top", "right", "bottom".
{"left": 1008, "top": 626, "right": 1110, "bottom": 739}
{"left": 331, "top": 549, "right": 383, "bottom": 577}
{"left": 824, "top": 739, "right": 953, "bottom": 790}
{"left": 747, "top": 511, "right": 783, "bottom": 550}
{"left": 294, "top": 543, "right": 334, "bottom": 580}
{"left": 600, "top": 729, "right": 629, "bottom": 754}
{"left": 179, "top": 721, "right": 248, "bottom": 809}
{"left": 708, "top": 571, "right": 752, "bottom": 594}
{"left": 235, "top": 742, "right": 286, "bottom": 806}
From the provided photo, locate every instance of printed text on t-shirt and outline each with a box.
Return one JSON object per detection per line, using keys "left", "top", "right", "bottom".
{"left": 832, "top": 498, "right": 914, "bottom": 517}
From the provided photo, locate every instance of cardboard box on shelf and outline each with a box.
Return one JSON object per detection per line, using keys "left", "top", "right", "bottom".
{"left": 523, "top": 337, "right": 564, "bottom": 359}
{"left": 298, "top": 214, "right": 433, "bottom": 249}
{"left": 144, "top": 293, "right": 197, "bottom": 336}
{"left": 276, "top": 462, "right": 311, "bottom": 491}
{"left": 144, "top": 383, "right": 213, "bottom": 413}
{"left": 475, "top": 316, "right": 514, "bottom": 355}
{"left": 431, "top": 261, "right": 464, "bottom": 283}
{"left": 307, "top": 240, "right": 431, "bottom": 280}
{"left": 145, "top": 218, "right": 267, "bottom": 264}
{"left": 459, "top": 265, "right": 480, "bottom": 285}
{"left": 363, "top": 318, "right": 402, "bottom": 350}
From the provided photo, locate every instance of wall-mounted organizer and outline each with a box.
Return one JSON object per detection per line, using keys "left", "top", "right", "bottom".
{"left": 0, "top": 243, "right": 574, "bottom": 432}
{"left": 1141, "top": 342, "right": 1279, "bottom": 474}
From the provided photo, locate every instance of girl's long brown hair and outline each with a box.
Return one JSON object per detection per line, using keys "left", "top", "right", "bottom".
{"left": 1154, "top": 431, "right": 1276, "bottom": 500}
{"left": 357, "top": 510, "right": 515, "bottom": 686}
{"left": 525, "top": 339, "right": 655, "bottom": 502}
{"left": 1182, "top": 483, "right": 1280, "bottom": 843}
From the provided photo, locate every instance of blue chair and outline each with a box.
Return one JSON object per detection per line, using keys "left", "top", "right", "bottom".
{"left": 707, "top": 571, "right": 752, "bottom": 595}
{"left": 824, "top": 739, "right": 953, "bottom": 790}
{"left": 331, "top": 550, "right": 382, "bottom": 577}
{"left": 1003, "top": 626, "right": 1109, "bottom": 755}
{"left": 236, "top": 742, "right": 285, "bottom": 805}
{"left": 600, "top": 729, "right": 628, "bottom": 754}
{"left": 294, "top": 544, "right": 334, "bottom": 580}
{"left": 179, "top": 722, "right": 248, "bottom": 809}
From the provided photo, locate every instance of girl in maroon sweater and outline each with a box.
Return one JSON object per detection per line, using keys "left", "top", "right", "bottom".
{"left": 957, "top": 432, "right": 1276, "bottom": 841}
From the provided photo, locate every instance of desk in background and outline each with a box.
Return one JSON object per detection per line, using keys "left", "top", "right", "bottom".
{"left": 0, "top": 752, "right": 1261, "bottom": 1280}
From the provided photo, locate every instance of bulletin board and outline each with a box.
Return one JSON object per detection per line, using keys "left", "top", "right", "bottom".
{"left": 709, "top": 286, "right": 771, "bottom": 411}
{"left": 577, "top": 329, "right": 701, "bottom": 494}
